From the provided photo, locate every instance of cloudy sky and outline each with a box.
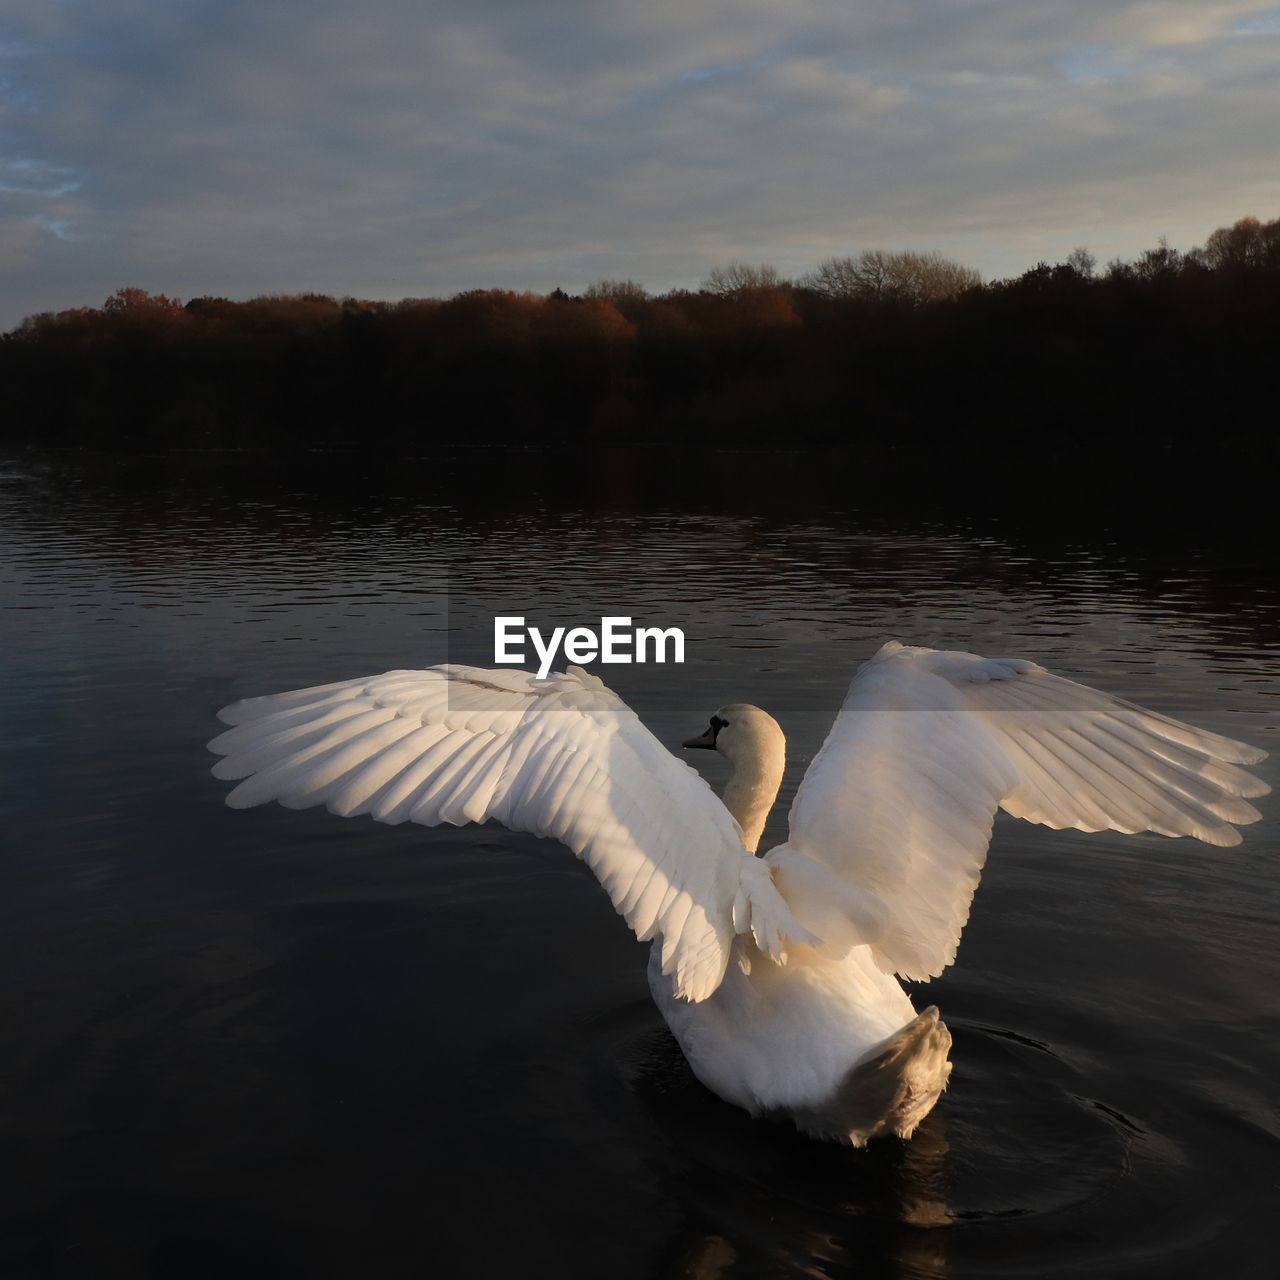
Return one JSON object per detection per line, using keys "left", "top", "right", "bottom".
{"left": 2, "top": 1, "right": 1278, "bottom": 328}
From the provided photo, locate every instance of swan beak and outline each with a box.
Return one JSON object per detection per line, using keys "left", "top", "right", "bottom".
{"left": 682, "top": 727, "right": 717, "bottom": 750}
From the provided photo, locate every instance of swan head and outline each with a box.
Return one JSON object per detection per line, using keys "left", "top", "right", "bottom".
{"left": 682, "top": 703, "right": 783, "bottom": 765}
{"left": 683, "top": 704, "right": 786, "bottom": 852}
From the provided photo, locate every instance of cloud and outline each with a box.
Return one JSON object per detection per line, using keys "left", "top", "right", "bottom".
{"left": 1, "top": 0, "right": 1278, "bottom": 326}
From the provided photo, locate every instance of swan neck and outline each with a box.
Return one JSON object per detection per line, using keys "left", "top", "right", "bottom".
{"left": 723, "top": 738, "right": 785, "bottom": 854}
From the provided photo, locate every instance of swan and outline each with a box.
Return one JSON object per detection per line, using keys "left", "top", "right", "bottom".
{"left": 207, "top": 641, "right": 1268, "bottom": 1145}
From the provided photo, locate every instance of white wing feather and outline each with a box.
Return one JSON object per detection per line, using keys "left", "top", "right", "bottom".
{"left": 786, "top": 642, "right": 1269, "bottom": 982}
{"left": 209, "top": 664, "right": 806, "bottom": 1001}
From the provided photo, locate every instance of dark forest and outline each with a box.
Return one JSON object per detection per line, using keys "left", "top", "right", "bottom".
{"left": 4, "top": 214, "right": 1277, "bottom": 466}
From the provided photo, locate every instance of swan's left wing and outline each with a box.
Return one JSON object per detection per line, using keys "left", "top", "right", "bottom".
{"left": 782, "top": 642, "right": 1268, "bottom": 981}
{"left": 209, "top": 664, "right": 804, "bottom": 1001}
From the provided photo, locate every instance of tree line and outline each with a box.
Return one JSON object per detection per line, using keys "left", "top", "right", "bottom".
{"left": 3, "top": 214, "right": 1277, "bottom": 462}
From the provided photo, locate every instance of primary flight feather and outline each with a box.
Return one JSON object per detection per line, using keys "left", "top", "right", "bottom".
{"left": 210, "top": 663, "right": 809, "bottom": 1002}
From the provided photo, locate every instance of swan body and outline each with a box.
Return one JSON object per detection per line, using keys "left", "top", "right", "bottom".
{"left": 648, "top": 943, "right": 949, "bottom": 1144}
{"left": 208, "top": 642, "right": 1268, "bottom": 1145}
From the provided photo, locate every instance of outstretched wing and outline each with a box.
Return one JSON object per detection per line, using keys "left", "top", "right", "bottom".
{"left": 783, "top": 642, "right": 1269, "bottom": 982}
{"left": 209, "top": 664, "right": 802, "bottom": 1001}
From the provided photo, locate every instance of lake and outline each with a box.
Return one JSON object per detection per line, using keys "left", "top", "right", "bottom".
{"left": 1, "top": 447, "right": 1276, "bottom": 1278}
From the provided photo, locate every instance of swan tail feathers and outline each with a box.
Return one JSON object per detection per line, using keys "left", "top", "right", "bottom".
{"left": 787, "top": 1007, "right": 953, "bottom": 1146}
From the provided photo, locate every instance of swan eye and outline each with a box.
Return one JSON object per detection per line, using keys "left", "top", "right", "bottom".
{"left": 711, "top": 715, "right": 728, "bottom": 731}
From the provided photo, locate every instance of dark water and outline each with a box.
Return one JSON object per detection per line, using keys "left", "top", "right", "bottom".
{"left": 2, "top": 450, "right": 1277, "bottom": 1279}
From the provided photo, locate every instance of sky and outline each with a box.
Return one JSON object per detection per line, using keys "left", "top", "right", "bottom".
{"left": 2, "top": 0, "right": 1279, "bottom": 329}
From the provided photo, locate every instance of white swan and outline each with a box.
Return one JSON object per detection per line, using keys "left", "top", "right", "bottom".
{"left": 207, "top": 641, "right": 1268, "bottom": 1145}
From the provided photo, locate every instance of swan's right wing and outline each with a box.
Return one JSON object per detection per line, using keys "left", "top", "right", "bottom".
{"left": 783, "top": 642, "right": 1268, "bottom": 982}
{"left": 209, "top": 664, "right": 803, "bottom": 1001}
